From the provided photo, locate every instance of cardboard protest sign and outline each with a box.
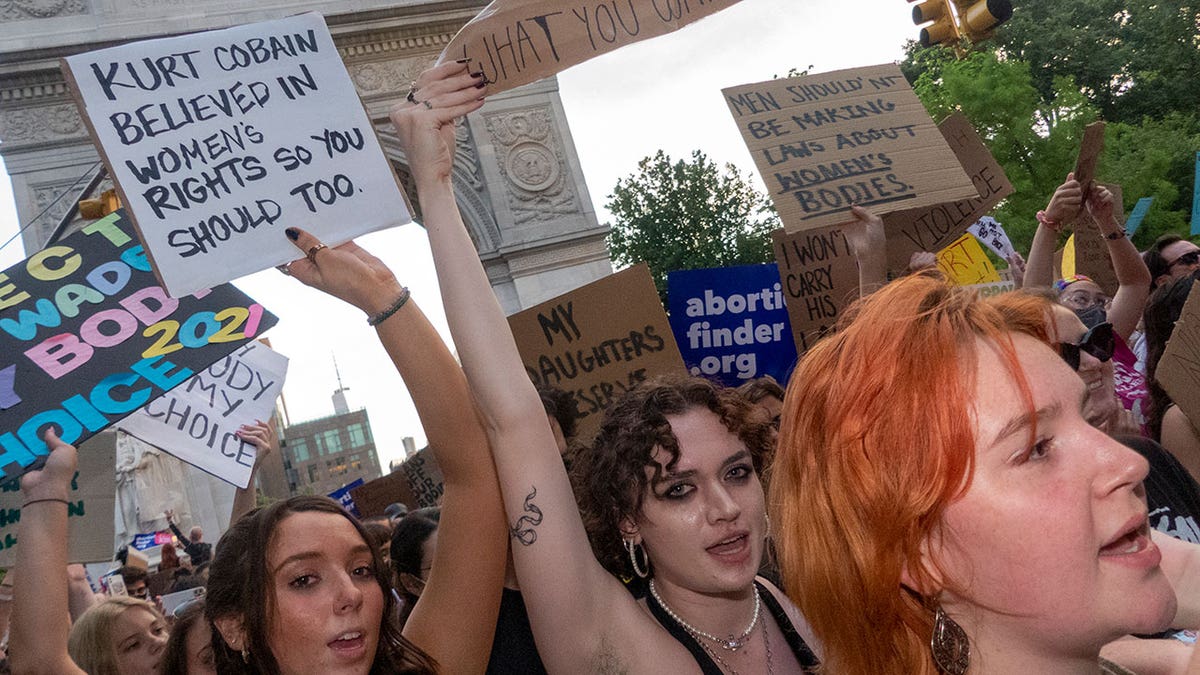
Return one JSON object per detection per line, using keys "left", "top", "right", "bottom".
{"left": 964, "top": 279, "right": 1016, "bottom": 298}
{"left": 439, "top": 0, "right": 742, "bottom": 95}
{"left": 0, "top": 210, "right": 277, "bottom": 484}
{"left": 1157, "top": 281, "right": 1200, "bottom": 430}
{"left": 1071, "top": 215, "right": 1119, "bottom": 296}
{"left": 1073, "top": 122, "right": 1106, "bottom": 207}
{"left": 724, "top": 65, "right": 977, "bottom": 233}
{"left": 1126, "top": 197, "right": 1153, "bottom": 235}
{"left": 936, "top": 233, "right": 1001, "bottom": 286}
{"left": 0, "top": 431, "right": 117, "bottom": 567}
{"left": 968, "top": 216, "right": 1016, "bottom": 261}
{"left": 883, "top": 113, "right": 1014, "bottom": 273}
{"left": 350, "top": 447, "right": 444, "bottom": 514}
{"left": 117, "top": 342, "right": 287, "bottom": 488}
{"left": 771, "top": 225, "right": 860, "bottom": 356}
{"left": 328, "top": 477, "right": 364, "bottom": 517}
{"left": 509, "top": 264, "right": 685, "bottom": 438}
{"left": 1192, "top": 153, "right": 1200, "bottom": 236}
{"left": 62, "top": 13, "right": 410, "bottom": 298}
{"left": 667, "top": 264, "right": 797, "bottom": 387}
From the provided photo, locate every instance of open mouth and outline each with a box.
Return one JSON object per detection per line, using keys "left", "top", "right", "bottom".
{"left": 706, "top": 533, "right": 749, "bottom": 557}
{"left": 1099, "top": 517, "right": 1159, "bottom": 567}
{"left": 328, "top": 631, "right": 366, "bottom": 656}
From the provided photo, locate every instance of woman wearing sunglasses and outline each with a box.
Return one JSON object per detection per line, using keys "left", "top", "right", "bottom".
{"left": 1024, "top": 174, "right": 1153, "bottom": 432}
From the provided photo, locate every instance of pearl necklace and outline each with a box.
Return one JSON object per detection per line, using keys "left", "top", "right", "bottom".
{"left": 649, "top": 579, "right": 761, "bottom": 652}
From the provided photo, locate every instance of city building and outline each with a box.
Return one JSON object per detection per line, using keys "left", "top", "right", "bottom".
{"left": 280, "top": 408, "right": 381, "bottom": 497}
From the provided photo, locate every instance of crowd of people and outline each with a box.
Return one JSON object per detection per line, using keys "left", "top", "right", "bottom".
{"left": 3, "top": 60, "right": 1200, "bottom": 675}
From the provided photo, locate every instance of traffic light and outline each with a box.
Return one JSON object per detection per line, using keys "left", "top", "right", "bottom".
{"left": 78, "top": 189, "right": 121, "bottom": 218}
{"left": 911, "top": 0, "right": 959, "bottom": 47}
{"left": 956, "top": 0, "right": 1013, "bottom": 41}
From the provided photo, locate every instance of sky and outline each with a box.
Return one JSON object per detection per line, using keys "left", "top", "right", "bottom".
{"left": 0, "top": 0, "right": 916, "bottom": 477}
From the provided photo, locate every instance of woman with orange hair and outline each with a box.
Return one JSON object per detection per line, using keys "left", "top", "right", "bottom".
{"left": 770, "top": 272, "right": 1177, "bottom": 674}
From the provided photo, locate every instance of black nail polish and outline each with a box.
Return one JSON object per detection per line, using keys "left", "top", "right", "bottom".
{"left": 475, "top": 80, "right": 487, "bottom": 89}
{"left": 455, "top": 57, "right": 472, "bottom": 64}
{"left": 285, "top": 228, "right": 299, "bottom": 241}
{"left": 471, "top": 70, "right": 485, "bottom": 79}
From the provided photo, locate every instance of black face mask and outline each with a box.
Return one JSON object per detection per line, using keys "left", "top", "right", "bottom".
{"left": 1074, "top": 304, "right": 1108, "bottom": 329}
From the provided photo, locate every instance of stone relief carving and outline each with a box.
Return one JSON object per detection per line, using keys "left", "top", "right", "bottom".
{"left": 27, "top": 172, "right": 113, "bottom": 248}
{"left": 349, "top": 58, "right": 429, "bottom": 97}
{"left": 0, "top": 103, "right": 85, "bottom": 148}
{"left": 1, "top": 0, "right": 88, "bottom": 22}
{"left": 483, "top": 107, "right": 579, "bottom": 225}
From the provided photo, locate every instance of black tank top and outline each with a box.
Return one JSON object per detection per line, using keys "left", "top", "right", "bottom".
{"left": 646, "top": 580, "right": 820, "bottom": 674}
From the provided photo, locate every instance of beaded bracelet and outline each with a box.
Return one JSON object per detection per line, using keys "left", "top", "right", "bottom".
{"left": 22, "top": 497, "right": 69, "bottom": 508}
{"left": 367, "top": 287, "right": 411, "bottom": 326}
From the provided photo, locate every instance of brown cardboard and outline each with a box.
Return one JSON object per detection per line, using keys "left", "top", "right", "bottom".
{"left": 1072, "top": 214, "right": 1120, "bottom": 297}
{"left": 771, "top": 225, "right": 860, "bottom": 356}
{"left": 508, "top": 264, "right": 686, "bottom": 440}
{"left": 440, "top": 0, "right": 743, "bottom": 95}
{"left": 1072, "top": 122, "right": 1106, "bottom": 220}
{"left": 349, "top": 447, "right": 446, "bottom": 515}
{"left": 0, "top": 432, "right": 117, "bottom": 567}
{"left": 884, "top": 113, "right": 1014, "bottom": 274}
{"left": 1156, "top": 281, "right": 1200, "bottom": 434}
{"left": 724, "top": 64, "right": 978, "bottom": 233}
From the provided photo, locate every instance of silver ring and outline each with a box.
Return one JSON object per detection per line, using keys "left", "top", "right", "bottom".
{"left": 405, "top": 83, "right": 418, "bottom": 103}
{"left": 275, "top": 263, "right": 292, "bottom": 276}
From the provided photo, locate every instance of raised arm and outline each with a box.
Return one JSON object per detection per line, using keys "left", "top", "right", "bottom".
{"left": 1025, "top": 174, "right": 1081, "bottom": 288}
{"left": 229, "top": 419, "right": 275, "bottom": 525}
{"left": 1085, "top": 185, "right": 1151, "bottom": 341}
{"left": 392, "top": 62, "right": 640, "bottom": 669}
{"left": 9, "top": 430, "right": 86, "bottom": 675}
{"left": 844, "top": 205, "right": 887, "bottom": 296}
{"left": 281, "top": 227, "right": 506, "bottom": 673}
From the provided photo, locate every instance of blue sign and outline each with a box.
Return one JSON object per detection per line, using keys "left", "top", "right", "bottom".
{"left": 328, "top": 478, "right": 365, "bottom": 517}
{"left": 667, "top": 264, "right": 798, "bottom": 387}
{"left": 1192, "top": 152, "right": 1200, "bottom": 236}
{"left": 1126, "top": 197, "right": 1153, "bottom": 235}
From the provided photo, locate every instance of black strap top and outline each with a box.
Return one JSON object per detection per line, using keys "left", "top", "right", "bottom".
{"left": 645, "top": 580, "right": 819, "bottom": 674}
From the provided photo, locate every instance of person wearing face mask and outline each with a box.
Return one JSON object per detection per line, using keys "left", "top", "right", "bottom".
{"left": 1025, "top": 174, "right": 1153, "bottom": 432}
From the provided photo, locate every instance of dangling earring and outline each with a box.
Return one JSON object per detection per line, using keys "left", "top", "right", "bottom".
{"left": 930, "top": 606, "right": 969, "bottom": 675}
{"left": 240, "top": 646, "right": 250, "bottom": 664}
{"left": 764, "top": 513, "right": 771, "bottom": 539}
{"left": 624, "top": 538, "right": 650, "bottom": 578}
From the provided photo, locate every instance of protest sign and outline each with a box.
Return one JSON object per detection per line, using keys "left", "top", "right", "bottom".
{"left": 1157, "top": 281, "right": 1200, "bottom": 430}
{"left": 936, "top": 233, "right": 1001, "bottom": 286}
{"left": 328, "top": 477, "right": 364, "bottom": 517}
{"left": 771, "top": 224, "right": 860, "bottom": 356}
{"left": 1071, "top": 122, "right": 1106, "bottom": 221}
{"left": 1072, "top": 214, "right": 1119, "bottom": 296}
{"left": 964, "top": 279, "right": 1016, "bottom": 298}
{"left": 439, "top": 0, "right": 742, "bottom": 95}
{"left": 724, "top": 64, "right": 977, "bottom": 233}
{"left": 667, "top": 264, "right": 797, "bottom": 387}
{"left": 130, "top": 530, "right": 174, "bottom": 551}
{"left": 1126, "top": 197, "right": 1153, "bottom": 235}
{"left": 0, "top": 432, "right": 117, "bottom": 567}
{"left": 883, "top": 113, "right": 1014, "bottom": 273}
{"left": 350, "top": 446, "right": 444, "bottom": 514}
{"left": 117, "top": 342, "right": 288, "bottom": 488}
{"left": 1192, "top": 153, "right": 1200, "bottom": 236}
{"left": 0, "top": 210, "right": 277, "bottom": 485}
{"left": 509, "top": 264, "right": 686, "bottom": 439}
{"left": 968, "top": 216, "right": 1016, "bottom": 261}
{"left": 62, "top": 13, "right": 410, "bottom": 298}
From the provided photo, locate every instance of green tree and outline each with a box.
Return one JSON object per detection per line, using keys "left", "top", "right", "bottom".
{"left": 606, "top": 150, "right": 779, "bottom": 298}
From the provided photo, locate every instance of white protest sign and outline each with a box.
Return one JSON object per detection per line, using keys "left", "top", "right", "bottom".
{"left": 967, "top": 216, "right": 1016, "bottom": 261}
{"left": 63, "top": 13, "right": 410, "bottom": 298}
{"left": 117, "top": 342, "right": 287, "bottom": 487}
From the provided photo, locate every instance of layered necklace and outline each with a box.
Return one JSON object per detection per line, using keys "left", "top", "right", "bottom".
{"left": 648, "top": 579, "right": 772, "bottom": 675}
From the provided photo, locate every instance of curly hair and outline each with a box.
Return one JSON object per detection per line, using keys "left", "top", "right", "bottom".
{"left": 205, "top": 495, "right": 436, "bottom": 675}
{"left": 569, "top": 374, "right": 773, "bottom": 580}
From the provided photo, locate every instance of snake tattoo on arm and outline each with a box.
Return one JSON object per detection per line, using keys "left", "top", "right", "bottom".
{"left": 509, "top": 486, "right": 544, "bottom": 546}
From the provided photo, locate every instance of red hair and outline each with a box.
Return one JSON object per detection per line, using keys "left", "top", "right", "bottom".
{"left": 769, "top": 273, "right": 1035, "bottom": 674}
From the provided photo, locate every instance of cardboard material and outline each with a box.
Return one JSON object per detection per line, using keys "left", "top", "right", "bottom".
{"left": 724, "top": 65, "right": 978, "bottom": 233}
{"left": 968, "top": 216, "right": 1016, "bottom": 261}
{"left": 964, "top": 280, "right": 1016, "bottom": 298}
{"left": 1192, "top": 152, "right": 1200, "bottom": 236}
{"left": 1072, "top": 214, "right": 1119, "bottom": 296}
{"left": 666, "top": 263, "right": 797, "bottom": 387}
{"left": 936, "top": 233, "right": 1001, "bottom": 286}
{"left": 350, "top": 446, "right": 444, "bottom": 514}
{"left": 509, "top": 264, "right": 686, "bottom": 439}
{"left": 439, "top": 0, "right": 743, "bottom": 95}
{"left": 771, "top": 224, "right": 860, "bottom": 356}
{"left": 1157, "top": 281, "right": 1200, "bottom": 431}
{"left": 0, "top": 210, "right": 277, "bottom": 484}
{"left": 62, "top": 13, "right": 410, "bottom": 298}
{"left": 884, "top": 113, "right": 1014, "bottom": 273}
{"left": 118, "top": 342, "right": 288, "bottom": 488}
{"left": 0, "top": 431, "right": 117, "bottom": 567}
{"left": 1072, "top": 122, "right": 1106, "bottom": 219}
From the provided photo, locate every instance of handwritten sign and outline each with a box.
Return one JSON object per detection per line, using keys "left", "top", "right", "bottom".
{"left": 1072, "top": 214, "right": 1119, "bottom": 296}
{"left": 884, "top": 113, "right": 1014, "bottom": 273}
{"left": 117, "top": 342, "right": 287, "bottom": 488}
{"left": 0, "top": 432, "right": 117, "bottom": 567}
{"left": 1126, "top": 197, "right": 1153, "bottom": 235}
{"left": 667, "top": 263, "right": 797, "bottom": 387}
{"left": 0, "top": 210, "right": 277, "bottom": 484}
{"left": 724, "top": 64, "right": 977, "bottom": 233}
{"left": 771, "top": 225, "right": 860, "bottom": 356}
{"left": 439, "top": 0, "right": 742, "bottom": 95}
{"left": 936, "top": 233, "right": 1001, "bottom": 286}
{"left": 964, "top": 279, "right": 1015, "bottom": 298}
{"left": 62, "top": 13, "right": 410, "bottom": 298}
{"left": 509, "top": 264, "right": 685, "bottom": 439}
{"left": 968, "top": 216, "right": 1016, "bottom": 261}
{"left": 1157, "top": 281, "right": 1200, "bottom": 430}
{"left": 350, "top": 447, "right": 444, "bottom": 514}
{"left": 1073, "top": 122, "right": 1106, "bottom": 210}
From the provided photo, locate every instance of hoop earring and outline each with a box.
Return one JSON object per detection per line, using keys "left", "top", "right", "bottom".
{"left": 930, "top": 606, "right": 969, "bottom": 675}
{"left": 624, "top": 538, "right": 650, "bottom": 578}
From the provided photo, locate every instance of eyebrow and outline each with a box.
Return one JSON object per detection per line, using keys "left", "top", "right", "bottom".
{"left": 991, "top": 402, "right": 1062, "bottom": 448}
{"left": 657, "top": 450, "right": 752, "bottom": 483}
{"left": 273, "top": 544, "right": 372, "bottom": 573}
